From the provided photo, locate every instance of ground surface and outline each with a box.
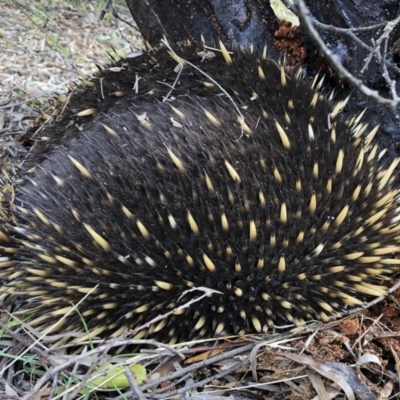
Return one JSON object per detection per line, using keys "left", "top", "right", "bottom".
{"left": 1, "top": 1, "right": 400, "bottom": 399}
{"left": 0, "top": 0, "right": 141, "bottom": 169}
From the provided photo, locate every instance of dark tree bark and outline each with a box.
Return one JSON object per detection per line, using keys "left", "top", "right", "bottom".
{"left": 124, "top": 0, "right": 400, "bottom": 150}
{"left": 125, "top": 0, "right": 282, "bottom": 60}
{"left": 126, "top": 0, "right": 399, "bottom": 70}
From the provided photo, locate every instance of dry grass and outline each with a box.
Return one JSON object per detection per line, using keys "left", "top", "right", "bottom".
{"left": 0, "top": 0, "right": 141, "bottom": 168}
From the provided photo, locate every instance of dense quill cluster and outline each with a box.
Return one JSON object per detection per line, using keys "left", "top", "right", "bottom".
{"left": 1, "top": 42, "right": 400, "bottom": 343}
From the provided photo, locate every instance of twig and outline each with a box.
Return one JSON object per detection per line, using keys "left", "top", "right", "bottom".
{"left": 293, "top": 0, "right": 400, "bottom": 108}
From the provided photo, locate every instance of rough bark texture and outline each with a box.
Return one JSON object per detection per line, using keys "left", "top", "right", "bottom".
{"left": 125, "top": 0, "right": 400, "bottom": 153}
{"left": 304, "top": 0, "right": 400, "bottom": 153}
{"left": 308, "top": 0, "right": 400, "bottom": 75}
{"left": 126, "top": 0, "right": 281, "bottom": 60}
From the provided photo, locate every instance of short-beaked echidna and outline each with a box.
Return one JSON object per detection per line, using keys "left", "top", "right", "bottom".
{"left": 1, "top": 43, "right": 400, "bottom": 343}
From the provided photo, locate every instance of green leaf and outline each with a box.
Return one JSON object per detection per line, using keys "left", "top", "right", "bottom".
{"left": 88, "top": 363, "right": 146, "bottom": 389}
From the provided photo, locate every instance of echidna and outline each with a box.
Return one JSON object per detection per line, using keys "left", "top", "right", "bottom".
{"left": 1, "top": 42, "right": 400, "bottom": 343}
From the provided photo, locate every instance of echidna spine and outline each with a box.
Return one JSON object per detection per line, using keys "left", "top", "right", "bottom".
{"left": 0, "top": 42, "right": 399, "bottom": 344}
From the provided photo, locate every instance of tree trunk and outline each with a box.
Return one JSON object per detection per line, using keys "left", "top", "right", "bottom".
{"left": 125, "top": 0, "right": 282, "bottom": 59}
{"left": 125, "top": 0, "right": 400, "bottom": 148}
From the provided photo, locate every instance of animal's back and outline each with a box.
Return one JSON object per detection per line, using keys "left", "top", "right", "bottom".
{"left": 2, "top": 44, "right": 399, "bottom": 343}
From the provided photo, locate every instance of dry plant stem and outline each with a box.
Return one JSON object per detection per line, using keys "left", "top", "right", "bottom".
{"left": 66, "top": 348, "right": 91, "bottom": 399}
{"left": 380, "top": 27, "right": 400, "bottom": 102}
{"left": 17, "top": 338, "right": 183, "bottom": 400}
{"left": 33, "top": 341, "right": 253, "bottom": 399}
{"left": 159, "top": 362, "right": 244, "bottom": 399}
{"left": 0, "top": 321, "right": 49, "bottom": 364}
{"left": 100, "top": 0, "right": 113, "bottom": 20}
{"left": 52, "top": 374, "right": 62, "bottom": 400}
{"left": 161, "top": 39, "right": 245, "bottom": 124}
{"left": 351, "top": 314, "right": 384, "bottom": 351}
{"left": 130, "top": 287, "right": 222, "bottom": 336}
{"left": 361, "top": 18, "right": 400, "bottom": 76}
{"left": 0, "top": 82, "right": 72, "bottom": 110}
{"left": 150, "top": 372, "right": 193, "bottom": 395}
{"left": 136, "top": 343, "right": 255, "bottom": 395}
{"left": 306, "top": 19, "right": 400, "bottom": 76}
{"left": 117, "top": 361, "right": 244, "bottom": 400}
{"left": 285, "top": 0, "right": 400, "bottom": 75}
{"left": 101, "top": 0, "right": 140, "bottom": 32}
{"left": 125, "top": 365, "right": 147, "bottom": 400}
{"left": 293, "top": 0, "right": 400, "bottom": 108}
{"left": 16, "top": 339, "right": 253, "bottom": 399}
{"left": 144, "top": 340, "right": 246, "bottom": 355}
{"left": 67, "top": 350, "right": 110, "bottom": 400}
{"left": 1, "top": 287, "right": 100, "bottom": 378}
{"left": 0, "top": 359, "right": 26, "bottom": 398}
